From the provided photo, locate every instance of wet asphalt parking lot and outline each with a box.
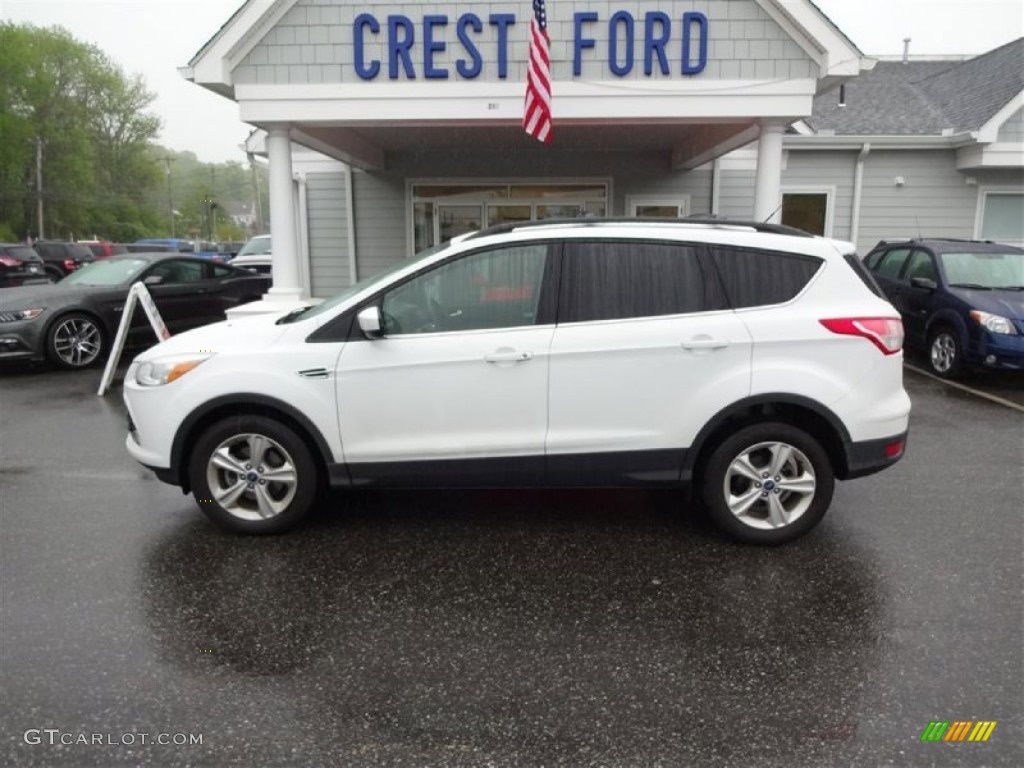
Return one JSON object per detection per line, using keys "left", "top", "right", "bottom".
{"left": 0, "top": 363, "right": 1021, "bottom": 767}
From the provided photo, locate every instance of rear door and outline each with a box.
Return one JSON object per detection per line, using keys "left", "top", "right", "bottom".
{"left": 899, "top": 248, "right": 941, "bottom": 346}
{"left": 545, "top": 239, "right": 752, "bottom": 485}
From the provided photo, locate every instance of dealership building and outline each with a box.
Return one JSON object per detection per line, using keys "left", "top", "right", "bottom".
{"left": 182, "top": 0, "right": 1024, "bottom": 304}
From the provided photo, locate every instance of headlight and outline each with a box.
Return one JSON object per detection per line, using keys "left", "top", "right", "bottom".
{"left": 134, "top": 354, "right": 214, "bottom": 386}
{"left": 970, "top": 310, "right": 1018, "bottom": 335}
{"left": 0, "top": 308, "right": 44, "bottom": 323}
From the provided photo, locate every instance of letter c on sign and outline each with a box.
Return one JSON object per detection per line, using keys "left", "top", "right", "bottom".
{"left": 353, "top": 13, "right": 380, "bottom": 79}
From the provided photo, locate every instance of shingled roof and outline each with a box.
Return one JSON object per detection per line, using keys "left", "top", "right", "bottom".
{"left": 807, "top": 37, "right": 1024, "bottom": 136}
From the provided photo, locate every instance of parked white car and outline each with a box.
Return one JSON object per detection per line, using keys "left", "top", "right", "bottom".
{"left": 123, "top": 219, "right": 911, "bottom": 543}
{"left": 230, "top": 234, "right": 272, "bottom": 275}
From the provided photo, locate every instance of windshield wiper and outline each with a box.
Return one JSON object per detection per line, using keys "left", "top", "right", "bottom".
{"left": 275, "top": 306, "right": 311, "bottom": 325}
{"left": 948, "top": 282, "right": 992, "bottom": 290}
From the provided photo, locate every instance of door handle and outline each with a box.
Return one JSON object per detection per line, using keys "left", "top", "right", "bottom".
{"left": 484, "top": 350, "right": 533, "bottom": 363}
{"left": 681, "top": 339, "right": 730, "bottom": 351}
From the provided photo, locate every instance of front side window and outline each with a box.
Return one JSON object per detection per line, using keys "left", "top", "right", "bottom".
{"left": 903, "top": 250, "right": 938, "bottom": 282}
{"left": 708, "top": 246, "right": 822, "bottom": 309}
{"left": 559, "top": 241, "right": 718, "bottom": 323}
{"left": 381, "top": 244, "right": 548, "bottom": 335}
{"left": 145, "top": 259, "right": 207, "bottom": 284}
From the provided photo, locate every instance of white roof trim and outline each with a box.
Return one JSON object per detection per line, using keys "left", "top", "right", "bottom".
{"left": 975, "top": 89, "right": 1024, "bottom": 144}
{"left": 188, "top": 0, "right": 300, "bottom": 88}
{"left": 756, "top": 0, "right": 869, "bottom": 78}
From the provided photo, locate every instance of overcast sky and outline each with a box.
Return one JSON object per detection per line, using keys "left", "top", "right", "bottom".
{"left": 3, "top": 0, "right": 1022, "bottom": 163}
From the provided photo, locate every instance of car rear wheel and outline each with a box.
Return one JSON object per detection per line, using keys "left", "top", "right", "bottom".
{"left": 701, "top": 423, "right": 834, "bottom": 545}
{"left": 188, "top": 415, "right": 319, "bottom": 534}
{"left": 46, "top": 313, "right": 105, "bottom": 369}
{"left": 928, "top": 327, "right": 963, "bottom": 378}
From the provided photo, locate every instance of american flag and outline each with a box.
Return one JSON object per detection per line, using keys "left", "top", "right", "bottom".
{"left": 523, "top": 0, "right": 552, "bottom": 143}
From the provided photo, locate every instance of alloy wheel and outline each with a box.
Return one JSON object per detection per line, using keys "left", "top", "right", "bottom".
{"left": 206, "top": 433, "right": 299, "bottom": 522}
{"left": 930, "top": 332, "right": 957, "bottom": 374}
{"left": 722, "top": 440, "right": 817, "bottom": 530}
{"left": 52, "top": 316, "right": 102, "bottom": 367}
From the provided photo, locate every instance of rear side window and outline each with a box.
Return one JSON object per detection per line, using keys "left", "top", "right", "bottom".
{"left": 559, "top": 240, "right": 723, "bottom": 323}
{"left": 874, "top": 248, "right": 911, "bottom": 279}
{"left": 708, "top": 246, "right": 822, "bottom": 309}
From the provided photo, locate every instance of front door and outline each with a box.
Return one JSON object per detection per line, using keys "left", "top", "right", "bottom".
{"left": 335, "top": 242, "right": 554, "bottom": 486}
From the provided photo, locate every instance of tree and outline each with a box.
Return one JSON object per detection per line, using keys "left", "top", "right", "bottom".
{"left": 0, "top": 23, "right": 161, "bottom": 239}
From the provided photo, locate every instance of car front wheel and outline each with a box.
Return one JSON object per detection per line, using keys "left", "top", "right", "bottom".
{"left": 701, "top": 423, "right": 834, "bottom": 545}
{"left": 46, "top": 312, "right": 105, "bottom": 369}
{"left": 928, "top": 327, "right": 963, "bottom": 378}
{"left": 188, "top": 415, "right": 319, "bottom": 533}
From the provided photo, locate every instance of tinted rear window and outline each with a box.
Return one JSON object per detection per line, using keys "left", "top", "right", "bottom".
{"left": 560, "top": 240, "right": 724, "bottom": 323}
{"left": 1, "top": 246, "right": 41, "bottom": 262}
{"left": 708, "top": 247, "right": 822, "bottom": 309}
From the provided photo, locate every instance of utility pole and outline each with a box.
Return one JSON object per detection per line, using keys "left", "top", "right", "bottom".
{"left": 209, "top": 167, "right": 216, "bottom": 241}
{"left": 35, "top": 138, "right": 45, "bottom": 240}
{"left": 165, "top": 157, "right": 176, "bottom": 238}
{"left": 248, "top": 153, "right": 265, "bottom": 233}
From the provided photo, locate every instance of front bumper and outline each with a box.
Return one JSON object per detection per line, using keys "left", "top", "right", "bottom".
{"left": 966, "top": 328, "right": 1024, "bottom": 371}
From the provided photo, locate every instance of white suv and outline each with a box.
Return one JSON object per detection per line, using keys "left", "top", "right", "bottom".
{"left": 123, "top": 220, "right": 910, "bottom": 544}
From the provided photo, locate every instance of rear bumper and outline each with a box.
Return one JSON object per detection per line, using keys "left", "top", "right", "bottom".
{"left": 843, "top": 431, "right": 909, "bottom": 479}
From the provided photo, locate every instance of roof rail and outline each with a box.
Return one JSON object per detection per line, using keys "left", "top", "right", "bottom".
{"left": 466, "top": 215, "right": 814, "bottom": 240}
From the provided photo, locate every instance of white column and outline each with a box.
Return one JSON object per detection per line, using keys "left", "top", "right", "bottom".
{"left": 753, "top": 123, "right": 785, "bottom": 223}
{"left": 266, "top": 124, "right": 303, "bottom": 302}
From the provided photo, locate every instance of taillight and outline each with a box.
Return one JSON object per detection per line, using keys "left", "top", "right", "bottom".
{"left": 63, "top": 259, "right": 77, "bottom": 271}
{"left": 820, "top": 317, "right": 904, "bottom": 355}
{"left": 884, "top": 439, "right": 906, "bottom": 459}
{"left": 0, "top": 257, "right": 22, "bottom": 267}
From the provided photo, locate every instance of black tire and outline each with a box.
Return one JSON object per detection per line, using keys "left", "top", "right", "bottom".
{"left": 45, "top": 312, "right": 106, "bottom": 369}
{"left": 701, "top": 422, "right": 834, "bottom": 545}
{"left": 188, "top": 415, "right": 319, "bottom": 534}
{"left": 43, "top": 265, "right": 63, "bottom": 282}
{"left": 927, "top": 326, "right": 964, "bottom": 379}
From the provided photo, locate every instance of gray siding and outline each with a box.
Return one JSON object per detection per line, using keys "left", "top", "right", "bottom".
{"left": 717, "top": 170, "right": 755, "bottom": 219}
{"left": 233, "top": 0, "right": 817, "bottom": 85}
{"left": 781, "top": 150, "right": 856, "bottom": 240}
{"left": 351, "top": 170, "right": 406, "bottom": 278}
{"left": 996, "top": 107, "right": 1024, "bottom": 142}
{"left": 306, "top": 173, "right": 350, "bottom": 297}
{"left": 855, "top": 150, "right": 978, "bottom": 253}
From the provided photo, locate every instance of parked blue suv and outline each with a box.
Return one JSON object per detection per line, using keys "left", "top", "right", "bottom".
{"left": 864, "top": 239, "right": 1024, "bottom": 377}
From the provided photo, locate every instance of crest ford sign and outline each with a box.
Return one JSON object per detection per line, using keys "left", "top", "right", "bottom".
{"left": 353, "top": 10, "right": 709, "bottom": 80}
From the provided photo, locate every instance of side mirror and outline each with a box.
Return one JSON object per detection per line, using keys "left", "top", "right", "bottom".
{"left": 143, "top": 275, "right": 164, "bottom": 286}
{"left": 910, "top": 276, "right": 937, "bottom": 291}
{"left": 357, "top": 306, "right": 383, "bottom": 339}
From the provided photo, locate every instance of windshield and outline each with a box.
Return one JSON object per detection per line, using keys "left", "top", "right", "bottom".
{"left": 280, "top": 242, "right": 453, "bottom": 324}
{"left": 941, "top": 251, "right": 1024, "bottom": 289}
{"left": 63, "top": 258, "right": 149, "bottom": 286}
{"left": 237, "top": 237, "right": 272, "bottom": 257}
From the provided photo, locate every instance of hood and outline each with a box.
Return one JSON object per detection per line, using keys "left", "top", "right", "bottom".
{"left": 949, "top": 287, "right": 1024, "bottom": 320}
{"left": 132, "top": 311, "right": 291, "bottom": 363}
{"left": 0, "top": 283, "right": 96, "bottom": 309}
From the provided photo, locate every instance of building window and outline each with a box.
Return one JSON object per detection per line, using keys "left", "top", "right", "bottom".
{"left": 627, "top": 196, "right": 690, "bottom": 218}
{"left": 978, "top": 191, "right": 1024, "bottom": 245}
{"left": 781, "top": 189, "right": 833, "bottom": 237}
{"left": 411, "top": 182, "right": 608, "bottom": 253}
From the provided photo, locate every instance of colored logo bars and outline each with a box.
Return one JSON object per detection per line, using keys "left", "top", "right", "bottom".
{"left": 523, "top": 0, "right": 552, "bottom": 143}
{"left": 920, "top": 721, "right": 997, "bottom": 742}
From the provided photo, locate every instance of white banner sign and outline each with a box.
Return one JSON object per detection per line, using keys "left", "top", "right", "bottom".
{"left": 97, "top": 282, "right": 171, "bottom": 396}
